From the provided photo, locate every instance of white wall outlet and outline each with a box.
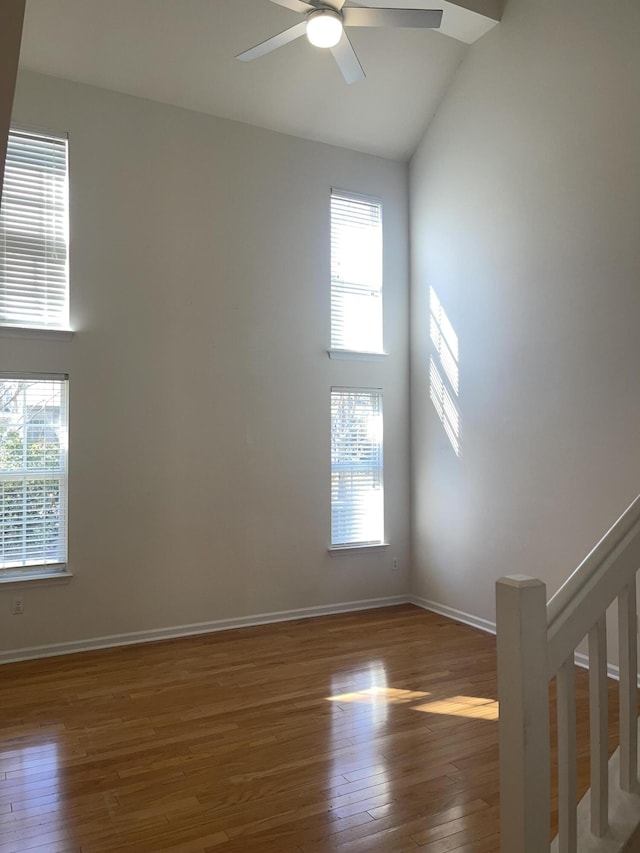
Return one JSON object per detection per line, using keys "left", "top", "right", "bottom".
{"left": 392, "top": 557, "right": 399, "bottom": 572}
{"left": 12, "top": 596, "right": 24, "bottom": 615}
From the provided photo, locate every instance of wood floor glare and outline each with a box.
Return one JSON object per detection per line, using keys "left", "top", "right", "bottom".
{"left": 0, "top": 605, "right": 622, "bottom": 852}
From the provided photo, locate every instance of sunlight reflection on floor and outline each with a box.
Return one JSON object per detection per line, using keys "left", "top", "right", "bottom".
{"left": 327, "top": 686, "right": 430, "bottom": 705}
{"left": 327, "top": 684, "right": 499, "bottom": 720}
{"left": 413, "top": 695, "right": 499, "bottom": 721}
{"left": 3, "top": 740, "right": 60, "bottom": 775}
{"left": 329, "top": 662, "right": 392, "bottom": 788}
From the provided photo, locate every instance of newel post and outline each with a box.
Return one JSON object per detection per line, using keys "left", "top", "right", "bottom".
{"left": 497, "top": 575, "right": 550, "bottom": 853}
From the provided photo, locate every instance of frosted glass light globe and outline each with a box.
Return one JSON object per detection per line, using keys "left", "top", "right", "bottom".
{"left": 306, "top": 10, "right": 343, "bottom": 49}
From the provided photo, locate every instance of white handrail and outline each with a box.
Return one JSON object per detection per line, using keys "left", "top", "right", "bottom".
{"left": 547, "top": 495, "right": 640, "bottom": 675}
{"left": 497, "top": 494, "right": 640, "bottom": 853}
{"left": 548, "top": 494, "right": 640, "bottom": 621}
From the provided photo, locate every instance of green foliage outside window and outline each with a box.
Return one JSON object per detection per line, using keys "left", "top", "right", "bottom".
{"left": 0, "top": 381, "right": 64, "bottom": 566}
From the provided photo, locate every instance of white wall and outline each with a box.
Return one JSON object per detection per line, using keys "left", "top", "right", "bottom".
{"left": 1, "top": 71, "right": 410, "bottom": 656}
{"left": 410, "top": 0, "right": 640, "bottom": 623}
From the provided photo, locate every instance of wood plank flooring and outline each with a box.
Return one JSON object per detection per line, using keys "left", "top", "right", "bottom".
{"left": 0, "top": 605, "right": 624, "bottom": 852}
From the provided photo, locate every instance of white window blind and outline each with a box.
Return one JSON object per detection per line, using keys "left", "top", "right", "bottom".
{"left": 0, "top": 129, "right": 69, "bottom": 329}
{"left": 330, "top": 190, "right": 383, "bottom": 353}
{"left": 0, "top": 375, "right": 68, "bottom": 576}
{"left": 331, "top": 388, "right": 383, "bottom": 547}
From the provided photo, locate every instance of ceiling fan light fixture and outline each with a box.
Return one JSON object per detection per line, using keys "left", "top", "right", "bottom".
{"left": 306, "top": 9, "right": 343, "bottom": 49}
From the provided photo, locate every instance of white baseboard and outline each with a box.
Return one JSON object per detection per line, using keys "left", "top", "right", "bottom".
{"left": 410, "top": 597, "right": 640, "bottom": 685}
{"left": 8, "top": 594, "right": 636, "bottom": 688}
{"left": 574, "top": 651, "right": 627, "bottom": 684}
{"left": 409, "top": 594, "right": 497, "bottom": 635}
{"left": 1, "top": 595, "right": 410, "bottom": 665}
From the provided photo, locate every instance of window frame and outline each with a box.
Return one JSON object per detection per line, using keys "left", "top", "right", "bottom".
{"left": 0, "top": 372, "right": 69, "bottom": 582}
{"left": 0, "top": 125, "right": 71, "bottom": 334}
{"left": 329, "top": 188, "right": 385, "bottom": 358}
{"left": 330, "top": 386, "right": 385, "bottom": 550}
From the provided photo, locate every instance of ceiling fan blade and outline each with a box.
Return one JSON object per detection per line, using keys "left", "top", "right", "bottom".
{"left": 236, "top": 21, "right": 307, "bottom": 61}
{"left": 267, "top": 0, "right": 312, "bottom": 12}
{"left": 342, "top": 7, "right": 443, "bottom": 28}
{"left": 330, "top": 31, "right": 365, "bottom": 84}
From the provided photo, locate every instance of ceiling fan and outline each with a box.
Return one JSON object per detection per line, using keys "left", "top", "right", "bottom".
{"left": 236, "top": 0, "right": 444, "bottom": 84}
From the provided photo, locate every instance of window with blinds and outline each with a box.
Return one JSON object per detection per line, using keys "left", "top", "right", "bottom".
{"left": 0, "top": 375, "right": 68, "bottom": 577}
{"left": 330, "top": 190, "right": 383, "bottom": 353}
{"left": 0, "top": 128, "right": 69, "bottom": 329}
{"left": 331, "top": 388, "right": 384, "bottom": 547}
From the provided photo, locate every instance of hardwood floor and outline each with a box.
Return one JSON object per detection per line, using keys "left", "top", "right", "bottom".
{"left": 0, "top": 605, "right": 622, "bottom": 852}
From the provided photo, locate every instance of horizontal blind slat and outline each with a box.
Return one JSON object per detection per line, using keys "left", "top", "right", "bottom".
{"left": 331, "top": 389, "right": 384, "bottom": 546}
{"left": 0, "top": 129, "right": 69, "bottom": 330}
{"left": 330, "top": 189, "right": 383, "bottom": 352}
{"left": 0, "top": 377, "right": 68, "bottom": 573}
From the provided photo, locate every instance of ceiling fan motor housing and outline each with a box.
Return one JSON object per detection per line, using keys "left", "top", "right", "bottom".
{"left": 306, "top": 8, "right": 343, "bottom": 48}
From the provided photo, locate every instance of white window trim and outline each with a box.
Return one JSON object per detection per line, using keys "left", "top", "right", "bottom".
{"left": 1, "top": 126, "right": 70, "bottom": 331}
{"left": 328, "top": 349, "right": 387, "bottom": 361}
{"left": 0, "top": 372, "right": 69, "bottom": 581}
{"left": 0, "top": 326, "right": 74, "bottom": 341}
{"left": 330, "top": 385, "right": 384, "bottom": 550}
{"left": 328, "top": 542, "right": 390, "bottom": 554}
{"left": 330, "top": 187, "right": 384, "bottom": 355}
{"left": 0, "top": 569, "right": 73, "bottom": 585}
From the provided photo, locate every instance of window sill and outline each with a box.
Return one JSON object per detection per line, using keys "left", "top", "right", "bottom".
{"left": 0, "top": 570, "right": 73, "bottom": 585}
{"left": 0, "top": 325, "right": 74, "bottom": 342}
{"left": 328, "top": 350, "right": 387, "bottom": 361}
{"left": 329, "top": 543, "right": 390, "bottom": 555}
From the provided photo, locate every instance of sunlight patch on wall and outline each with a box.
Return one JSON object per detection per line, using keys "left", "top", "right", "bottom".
{"left": 429, "top": 358, "right": 460, "bottom": 455}
{"left": 429, "top": 287, "right": 461, "bottom": 455}
{"left": 430, "top": 287, "right": 458, "bottom": 393}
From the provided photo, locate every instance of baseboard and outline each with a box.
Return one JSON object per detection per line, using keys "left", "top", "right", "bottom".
{"left": 1, "top": 595, "right": 410, "bottom": 665}
{"left": 410, "top": 597, "right": 640, "bottom": 685}
{"left": 409, "top": 595, "right": 497, "bottom": 635}
{"left": 8, "top": 594, "right": 635, "bottom": 687}
{"left": 574, "top": 651, "right": 626, "bottom": 684}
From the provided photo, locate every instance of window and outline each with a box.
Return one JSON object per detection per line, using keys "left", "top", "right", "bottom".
{"left": 330, "top": 190, "right": 383, "bottom": 354}
{"left": 331, "top": 388, "right": 383, "bottom": 547}
{"left": 0, "top": 128, "right": 69, "bottom": 329}
{"left": 0, "top": 375, "right": 68, "bottom": 578}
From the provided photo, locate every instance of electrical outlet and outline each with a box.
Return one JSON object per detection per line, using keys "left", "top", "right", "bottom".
{"left": 392, "top": 557, "right": 399, "bottom": 572}
{"left": 12, "top": 596, "right": 24, "bottom": 615}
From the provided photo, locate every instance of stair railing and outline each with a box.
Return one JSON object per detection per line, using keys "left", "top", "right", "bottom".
{"left": 496, "top": 494, "right": 640, "bottom": 852}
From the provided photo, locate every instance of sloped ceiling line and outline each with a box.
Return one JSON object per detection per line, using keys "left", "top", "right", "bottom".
{"left": 18, "top": 0, "right": 501, "bottom": 161}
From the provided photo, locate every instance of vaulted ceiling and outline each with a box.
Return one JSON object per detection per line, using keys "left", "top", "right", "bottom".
{"left": 19, "top": 0, "right": 501, "bottom": 160}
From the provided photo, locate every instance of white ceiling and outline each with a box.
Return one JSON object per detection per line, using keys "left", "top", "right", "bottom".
{"left": 18, "top": 0, "right": 496, "bottom": 161}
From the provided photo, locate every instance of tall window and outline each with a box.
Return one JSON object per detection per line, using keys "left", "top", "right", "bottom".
{"left": 0, "top": 128, "right": 69, "bottom": 329}
{"left": 0, "top": 375, "right": 68, "bottom": 577}
{"left": 331, "top": 388, "right": 383, "bottom": 547}
{"left": 330, "top": 190, "right": 383, "bottom": 353}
